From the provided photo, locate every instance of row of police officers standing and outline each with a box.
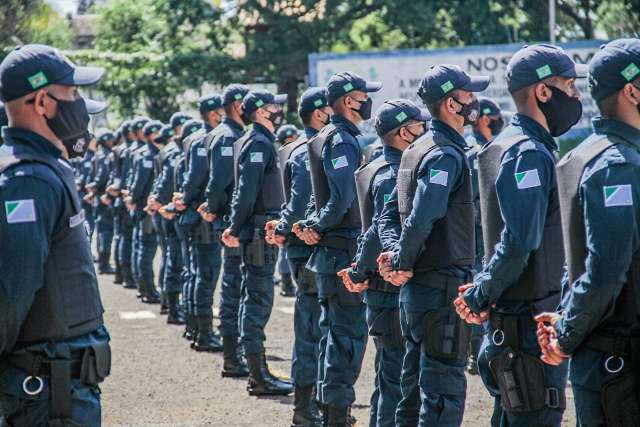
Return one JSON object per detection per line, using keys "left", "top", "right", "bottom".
{"left": 2, "top": 38, "right": 640, "bottom": 427}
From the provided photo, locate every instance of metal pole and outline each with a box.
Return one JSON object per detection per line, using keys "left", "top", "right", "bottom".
{"left": 549, "top": 0, "right": 556, "bottom": 44}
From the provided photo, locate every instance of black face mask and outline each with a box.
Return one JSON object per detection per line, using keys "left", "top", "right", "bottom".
{"left": 488, "top": 117, "right": 504, "bottom": 137}
{"left": 352, "top": 97, "right": 373, "bottom": 121}
{"left": 45, "top": 94, "right": 91, "bottom": 144}
{"left": 537, "top": 85, "right": 583, "bottom": 137}
{"left": 62, "top": 131, "right": 91, "bottom": 159}
{"left": 453, "top": 98, "right": 480, "bottom": 126}
{"left": 400, "top": 124, "right": 425, "bottom": 144}
{"left": 318, "top": 110, "right": 330, "bottom": 126}
{"left": 266, "top": 109, "right": 284, "bottom": 127}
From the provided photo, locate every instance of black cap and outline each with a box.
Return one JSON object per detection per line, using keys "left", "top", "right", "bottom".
{"left": 589, "top": 39, "right": 640, "bottom": 102}
{"left": 154, "top": 124, "right": 174, "bottom": 144}
{"left": 506, "top": 44, "right": 588, "bottom": 93}
{"left": 97, "top": 130, "right": 115, "bottom": 145}
{"left": 241, "top": 89, "right": 287, "bottom": 116}
{"left": 478, "top": 97, "right": 502, "bottom": 117}
{"left": 131, "top": 116, "right": 149, "bottom": 131}
{"left": 276, "top": 124, "right": 299, "bottom": 143}
{"left": 418, "top": 64, "right": 489, "bottom": 104}
{"left": 170, "top": 112, "right": 191, "bottom": 129}
{"left": 326, "top": 71, "right": 382, "bottom": 104}
{"left": 0, "top": 44, "right": 106, "bottom": 112}
{"left": 298, "top": 86, "right": 328, "bottom": 119}
{"left": 222, "top": 84, "right": 250, "bottom": 106}
{"left": 181, "top": 119, "right": 203, "bottom": 139}
{"left": 199, "top": 93, "right": 223, "bottom": 114}
{"left": 374, "top": 99, "right": 431, "bottom": 137}
{"left": 143, "top": 120, "right": 163, "bottom": 137}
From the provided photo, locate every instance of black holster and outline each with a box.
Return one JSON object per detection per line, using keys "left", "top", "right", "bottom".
{"left": 294, "top": 263, "right": 317, "bottom": 294}
{"left": 141, "top": 215, "right": 155, "bottom": 235}
{"left": 193, "top": 220, "right": 212, "bottom": 244}
{"left": 243, "top": 215, "right": 279, "bottom": 267}
{"left": 371, "top": 307, "right": 404, "bottom": 349}
{"left": 419, "top": 275, "right": 471, "bottom": 363}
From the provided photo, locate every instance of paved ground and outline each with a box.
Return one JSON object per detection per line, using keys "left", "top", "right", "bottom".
{"left": 98, "top": 268, "right": 577, "bottom": 426}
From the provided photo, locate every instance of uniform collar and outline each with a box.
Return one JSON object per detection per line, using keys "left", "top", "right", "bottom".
{"left": 430, "top": 119, "right": 468, "bottom": 149}
{"left": 330, "top": 114, "right": 361, "bottom": 137}
{"left": 1, "top": 127, "right": 64, "bottom": 159}
{"left": 252, "top": 122, "right": 275, "bottom": 142}
{"left": 304, "top": 126, "right": 318, "bottom": 139}
{"left": 146, "top": 141, "right": 160, "bottom": 154}
{"left": 472, "top": 130, "right": 488, "bottom": 146}
{"left": 511, "top": 113, "right": 558, "bottom": 152}
{"left": 204, "top": 123, "right": 214, "bottom": 133}
{"left": 223, "top": 117, "right": 244, "bottom": 133}
{"left": 592, "top": 117, "right": 640, "bottom": 150}
{"left": 382, "top": 145, "right": 402, "bottom": 164}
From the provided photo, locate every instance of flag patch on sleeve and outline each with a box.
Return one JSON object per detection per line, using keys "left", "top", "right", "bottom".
{"left": 332, "top": 155, "right": 348, "bottom": 169}
{"left": 515, "top": 169, "right": 541, "bottom": 189}
{"left": 429, "top": 169, "right": 448, "bottom": 186}
{"left": 604, "top": 185, "right": 633, "bottom": 207}
{"left": 5, "top": 199, "right": 36, "bottom": 224}
{"left": 221, "top": 147, "right": 233, "bottom": 157}
{"left": 197, "top": 148, "right": 207, "bottom": 157}
{"left": 250, "top": 152, "right": 263, "bottom": 163}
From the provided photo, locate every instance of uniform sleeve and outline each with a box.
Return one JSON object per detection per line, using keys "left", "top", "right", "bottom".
{"left": 130, "top": 156, "right": 154, "bottom": 204}
{"left": 393, "top": 150, "right": 462, "bottom": 270}
{"left": 93, "top": 157, "right": 110, "bottom": 192}
{"left": 183, "top": 141, "right": 209, "bottom": 205}
{"left": 229, "top": 141, "right": 268, "bottom": 235}
{"left": 556, "top": 163, "right": 640, "bottom": 354}
{"left": 305, "top": 137, "right": 360, "bottom": 232}
{"left": 464, "top": 148, "right": 554, "bottom": 313}
{"left": 154, "top": 159, "right": 174, "bottom": 204}
{"left": 377, "top": 187, "right": 402, "bottom": 252}
{"left": 0, "top": 175, "right": 60, "bottom": 356}
{"left": 205, "top": 136, "right": 235, "bottom": 214}
{"left": 277, "top": 155, "right": 311, "bottom": 235}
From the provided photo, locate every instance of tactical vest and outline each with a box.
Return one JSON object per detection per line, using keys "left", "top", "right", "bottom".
{"left": 307, "top": 125, "right": 361, "bottom": 230}
{"left": 278, "top": 136, "right": 308, "bottom": 203}
{"left": 363, "top": 141, "right": 383, "bottom": 164}
{"left": 355, "top": 156, "right": 391, "bottom": 232}
{"left": 396, "top": 135, "right": 475, "bottom": 270}
{"left": 0, "top": 153, "right": 104, "bottom": 345}
{"left": 183, "top": 128, "right": 206, "bottom": 167}
{"left": 233, "top": 131, "right": 284, "bottom": 214}
{"left": 557, "top": 135, "right": 640, "bottom": 330}
{"left": 477, "top": 134, "right": 563, "bottom": 302}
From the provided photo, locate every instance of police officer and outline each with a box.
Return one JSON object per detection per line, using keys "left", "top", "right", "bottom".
{"left": 171, "top": 119, "right": 203, "bottom": 340}
{"left": 455, "top": 44, "right": 585, "bottom": 426}
{"left": 0, "top": 43, "right": 111, "bottom": 426}
{"left": 376, "top": 64, "right": 488, "bottom": 426}
{"left": 221, "top": 89, "right": 293, "bottom": 396}
{"left": 535, "top": 38, "right": 640, "bottom": 426}
{"left": 200, "top": 84, "right": 250, "bottom": 377}
{"left": 264, "top": 86, "right": 332, "bottom": 425}
{"left": 339, "top": 100, "right": 429, "bottom": 427}
{"left": 276, "top": 124, "right": 300, "bottom": 146}
{"left": 175, "top": 94, "right": 225, "bottom": 352}
{"left": 463, "top": 97, "right": 507, "bottom": 376}
{"left": 78, "top": 134, "right": 98, "bottom": 241}
{"left": 148, "top": 124, "right": 186, "bottom": 324}
{"left": 91, "top": 130, "right": 117, "bottom": 274}
{"left": 126, "top": 120, "right": 163, "bottom": 304}
{"left": 293, "top": 72, "right": 381, "bottom": 425}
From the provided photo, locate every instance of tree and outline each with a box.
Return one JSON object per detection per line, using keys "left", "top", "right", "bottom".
{"left": 0, "top": 1, "right": 72, "bottom": 49}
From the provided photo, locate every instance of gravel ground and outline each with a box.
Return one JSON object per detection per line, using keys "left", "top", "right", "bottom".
{"left": 98, "top": 265, "right": 577, "bottom": 426}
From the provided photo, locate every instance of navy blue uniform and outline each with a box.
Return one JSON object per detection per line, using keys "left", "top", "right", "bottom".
{"left": 119, "top": 140, "right": 143, "bottom": 287}
{"left": 91, "top": 145, "right": 115, "bottom": 268}
{"left": 78, "top": 149, "right": 96, "bottom": 239}
{"left": 378, "top": 119, "right": 472, "bottom": 426}
{"left": 0, "top": 128, "right": 110, "bottom": 426}
{"left": 205, "top": 118, "right": 245, "bottom": 338}
{"left": 463, "top": 114, "right": 568, "bottom": 426}
{"left": 301, "top": 115, "right": 368, "bottom": 408}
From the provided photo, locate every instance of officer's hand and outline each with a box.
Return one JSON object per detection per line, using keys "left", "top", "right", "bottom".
{"left": 83, "top": 193, "right": 94, "bottom": 204}
{"left": 159, "top": 205, "right": 176, "bottom": 220}
{"left": 388, "top": 270, "right": 413, "bottom": 287}
{"left": 337, "top": 268, "right": 369, "bottom": 293}
{"left": 264, "top": 220, "right": 279, "bottom": 245}
{"left": 100, "top": 194, "right": 112, "bottom": 206}
{"left": 106, "top": 186, "right": 119, "bottom": 197}
{"left": 292, "top": 222, "right": 305, "bottom": 239}
{"left": 222, "top": 228, "right": 240, "bottom": 248}
{"left": 377, "top": 252, "right": 394, "bottom": 279}
{"left": 122, "top": 189, "right": 130, "bottom": 197}
{"left": 457, "top": 283, "right": 475, "bottom": 296}
{"left": 301, "top": 227, "right": 321, "bottom": 245}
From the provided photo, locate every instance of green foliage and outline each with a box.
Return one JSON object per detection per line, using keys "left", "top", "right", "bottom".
{"left": 0, "top": 1, "right": 72, "bottom": 49}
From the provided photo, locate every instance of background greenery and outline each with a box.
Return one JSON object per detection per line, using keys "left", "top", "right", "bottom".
{"left": 2, "top": 0, "right": 639, "bottom": 123}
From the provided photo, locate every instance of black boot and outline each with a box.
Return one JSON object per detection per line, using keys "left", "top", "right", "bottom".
{"left": 292, "top": 385, "right": 320, "bottom": 427}
{"left": 246, "top": 353, "right": 293, "bottom": 396}
{"left": 183, "top": 314, "right": 196, "bottom": 341}
{"left": 114, "top": 258, "right": 123, "bottom": 284}
{"left": 193, "top": 315, "right": 223, "bottom": 352}
{"left": 467, "top": 334, "right": 482, "bottom": 376}
{"left": 261, "top": 351, "right": 293, "bottom": 388}
{"left": 327, "top": 406, "right": 352, "bottom": 427}
{"left": 280, "top": 273, "right": 296, "bottom": 297}
{"left": 141, "top": 280, "right": 161, "bottom": 304}
{"left": 222, "top": 335, "right": 249, "bottom": 378}
{"left": 98, "top": 253, "right": 115, "bottom": 275}
{"left": 160, "top": 292, "right": 169, "bottom": 315}
{"left": 167, "top": 292, "right": 186, "bottom": 325}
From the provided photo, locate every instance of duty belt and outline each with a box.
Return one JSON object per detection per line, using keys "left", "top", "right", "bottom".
{"left": 368, "top": 276, "right": 400, "bottom": 294}
{"left": 489, "top": 312, "right": 536, "bottom": 348}
{"left": 584, "top": 332, "right": 640, "bottom": 374}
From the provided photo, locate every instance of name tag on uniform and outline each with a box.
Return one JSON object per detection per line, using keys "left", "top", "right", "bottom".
{"left": 221, "top": 147, "right": 233, "bottom": 157}
{"left": 197, "top": 148, "right": 207, "bottom": 157}
{"left": 143, "top": 160, "right": 153, "bottom": 169}
{"left": 69, "top": 209, "right": 86, "bottom": 228}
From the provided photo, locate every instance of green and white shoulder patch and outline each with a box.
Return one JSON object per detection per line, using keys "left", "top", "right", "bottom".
{"left": 604, "top": 185, "right": 633, "bottom": 207}
{"left": 221, "top": 146, "right": 233, "bottom": 157}
{"left": 250, "top": 152, "right": 263, "bottom": 163}
{"left": 5, "top": 199, "right": 36, "bottom": 224}
{"left": 383, "top": 193, "right": 392, "bottom": 203}
{"left": 332, "top": 155, "right": 348, "bottom": 169}
{"left": 515, "top": 169, "right": 541, "bottom": 189}
{"left": 429, "top": 169, "right": 448, "bottom": 186}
